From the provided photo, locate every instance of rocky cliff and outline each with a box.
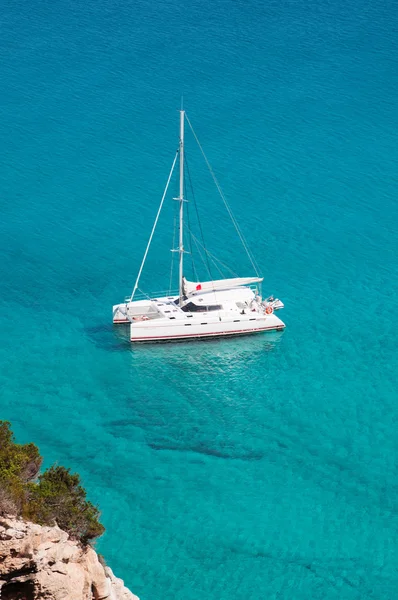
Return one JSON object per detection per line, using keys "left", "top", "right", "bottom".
{"left": 0, "top": 517, "right": 139, "bottom": 600}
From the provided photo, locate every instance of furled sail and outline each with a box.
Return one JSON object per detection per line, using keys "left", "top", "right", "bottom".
{"left": 183, "top": 277, "right": 263, "bottom": 296}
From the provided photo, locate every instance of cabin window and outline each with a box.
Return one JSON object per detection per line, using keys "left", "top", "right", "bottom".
{"left": 182, "top": 302, "right": 222, "bottom": 313}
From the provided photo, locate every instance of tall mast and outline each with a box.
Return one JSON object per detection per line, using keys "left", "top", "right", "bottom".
{"left": 178, "top": 109, "right": 185, "bottom": 304}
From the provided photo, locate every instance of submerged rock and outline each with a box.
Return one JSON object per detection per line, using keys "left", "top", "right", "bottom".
{"left": 0, "top": 516, "right": 139, "bottom": 600}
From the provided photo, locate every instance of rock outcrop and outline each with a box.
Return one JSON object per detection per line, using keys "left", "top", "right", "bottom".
{"left": 0, "top": 516, "right": 139, "bottom": 600}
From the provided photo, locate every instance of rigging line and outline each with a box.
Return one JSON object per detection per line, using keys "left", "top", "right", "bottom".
{"left": 188, "top": 229, "right": 222, "bottom": 321}
{"left": 206, "top": 255, "right": 224, "bottom": 279}
{"left": 188, "top": 231, "right": 240, "bottom": 278}
{"left": 183, "top": 158, "right": 198, "bottom": 281}
{"left": 184, "top": 223, "right": 224, "bottom": 277}
{"left": 185, "top": 113, "right": 260, "bottom": 276}
{"left": 185, "top": 202, "right": 198, "bottom": 281}
{"left": 137, "top": 288, "right": 150, "bottom": 300}
{"left": 188, "top": 230, "right": 236, "bottom": 274}
{"left": 184, "top": 152, "right": 214, "bottom": 282}
{"left": 186, "top": 228, "right": 226, "bottom": 278}
{"left": 169, "top": 209, "right": 177, "bottom": 295}
{"left": 184, "top": 152, "right": 222, "bottom": 320}
{"left": 189, "top": 233, "right": 213, "bottom": 280}
{"left": 129, "top": 149, "right": 179, "bottom": 303}
{"left": 184, "top": 128, "right": 222, "bottom": 321}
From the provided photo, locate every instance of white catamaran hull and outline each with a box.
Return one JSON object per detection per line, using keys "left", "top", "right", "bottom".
{"left": 113, "top": 296, "right": 284, "bottom": 324}
{"left": 129, "top": 313, "right": 285, "bottom": 342}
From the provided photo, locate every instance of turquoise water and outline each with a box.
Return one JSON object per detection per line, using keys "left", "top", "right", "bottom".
{"left": 1, "top": 0, "right": 398, "bottom": 597}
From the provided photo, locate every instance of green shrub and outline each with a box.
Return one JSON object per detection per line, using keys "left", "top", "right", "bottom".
{"left": 25, "top": 466, "right": 105, "bottom": 543}
{"left": 0, "top": 421, "right": 104, "bottom": 544}
{"left": 0, "top": 420, "right": 42, "bottom": 512}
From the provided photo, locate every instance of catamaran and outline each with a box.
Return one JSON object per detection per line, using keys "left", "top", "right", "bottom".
{"left": 113, "top": 110, "right": 286, "bottom": 342}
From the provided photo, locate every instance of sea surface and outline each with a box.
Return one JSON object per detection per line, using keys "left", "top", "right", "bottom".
{"left": 1, "top": 0, "right": 397, "bottom": 598}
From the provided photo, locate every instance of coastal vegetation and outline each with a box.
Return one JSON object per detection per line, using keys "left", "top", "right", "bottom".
{"left": 0, "top": 420, "right": 104, "bottom": 544}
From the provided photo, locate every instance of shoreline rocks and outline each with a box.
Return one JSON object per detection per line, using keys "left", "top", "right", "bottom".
{"left": 0, "top": 516, "right": 139, "bottom": 600}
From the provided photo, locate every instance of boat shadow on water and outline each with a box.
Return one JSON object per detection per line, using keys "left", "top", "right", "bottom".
{"left": 85, "top": 323, "right": 131, "bottom": 352}
{"left": 127, "top": 328, "right": 286, "bottom": 371}
{"left": 86, "top": 322, "right": 285, "bottom": 357}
